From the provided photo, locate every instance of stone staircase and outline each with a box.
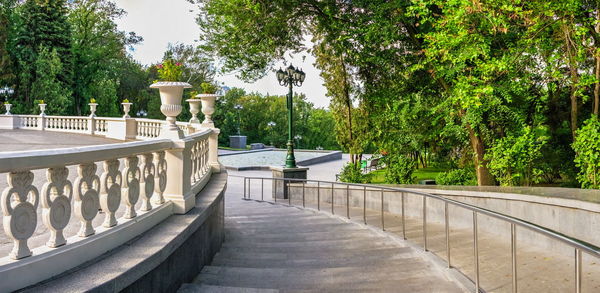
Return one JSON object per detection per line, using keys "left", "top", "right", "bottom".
{"left": 179, "top": 197, "right": 464, "bottom": 292}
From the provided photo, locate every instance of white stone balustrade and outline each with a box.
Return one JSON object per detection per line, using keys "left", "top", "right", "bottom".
{"left": 0, "top": 112, "right": 221, "bottom": 292}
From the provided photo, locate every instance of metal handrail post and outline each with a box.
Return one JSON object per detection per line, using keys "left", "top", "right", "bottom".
{"left": 363, "top": 186, "right": 367, "bottom": 225}
{"left": 317, "top": 181, "right": 320, "bottom": 210}
{"left": 473, "top": 211, "right": 480, "bottom": 292}
{"left": 243, "top": 177, "right": 247, "bottom": 199}
{"left": 274, "top": 178, "right": 277, "bottom": 203}
{"left": 346, "top": 184, "right": 350, "bottom": 219}
{"left": 511, "top": 223, "right": 517, "bottom": 293}
{"left": 261, "top": 178, "right": 264, "bottom": 201}
{"left": 423, "top": 196, "right": 427, "bottom": 251}
{"left": 331, "top": 182, "right": 335, "bottom": 215}
{"left": 288, "top": 179, "right": 291, "bottom": 205}
{"left": 575, "top": 248, "right": 582, "bottom": 293}
{"left": 248, "top": 178, "right": 251, "bottom": 199}
{"left": 445, "top": 202, "right": 451, "bottom": 268}
{"left": 302, "top": 181, "right": 305, "bottom": 208}
{"left": 381, "top": 189, "right": 385, "bottom": 231}
{"left": 402, "top": 192, "right": 406, "bottom": 239}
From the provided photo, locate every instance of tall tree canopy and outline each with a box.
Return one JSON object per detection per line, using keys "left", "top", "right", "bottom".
{"left": 194, "top": 0, "right": 600, "bottom": 187}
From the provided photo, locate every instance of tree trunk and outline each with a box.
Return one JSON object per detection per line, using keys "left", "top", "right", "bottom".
{"left": 466, "top": 124, "right": 495, "bottom": 186}
{"left": 564, "top": 24, "right": 580, "bottom": 140}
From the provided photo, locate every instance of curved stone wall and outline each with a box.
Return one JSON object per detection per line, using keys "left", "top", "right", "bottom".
{"left": 292, "top": 184, "right": 600, "bottom": 256}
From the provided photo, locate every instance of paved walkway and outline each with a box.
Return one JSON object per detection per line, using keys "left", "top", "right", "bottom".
{"left": 179, "top": 181, "right": 464, "bottom": 292}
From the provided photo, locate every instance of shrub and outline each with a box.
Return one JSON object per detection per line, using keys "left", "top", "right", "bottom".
{"left": 201, "top": 82, "right": 219, "bottom": 94}
{"left": 383, "top": 154, "right": 415, "bottom": 184}
{"left": 436, "top": 169, "right": 477, "bottom": 185}
{"left": 485, "top": 126, "right": 548, "bottom": 186}
{"left": 339, "top": 162, "right": 370, "bottom": 183}
{"left": 572, "top": 117, "right": 600, "bottom": 189}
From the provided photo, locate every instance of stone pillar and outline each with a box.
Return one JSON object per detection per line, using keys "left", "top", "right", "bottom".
{"left": 271, "top": 166, "right": 308, "bottom": 199}
{"left": 37, "top": 116, "right": 46, "bottom": 131}
{"left": 0, "top": 115, "right": 19, "bottom": 129}
{"left": 105, "top": 118, "right": 137, "bottom": 141}
{"left": 88, "top": 116, "right": 95, "bottom": 135}
{"left": 209, "top": 128, "right": 221, "bottom": 173}
{"left": 163, "top": 140, "right": 194, "bottom": 214}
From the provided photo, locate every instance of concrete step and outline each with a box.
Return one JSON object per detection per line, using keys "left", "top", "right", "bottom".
{"left": 195, "top": 265, "right": 455, "bottom": 291}
{"left": 210, "top": 250, "right": 419, "bottom": 269}
{"left": 226, "top": 217, "right": 342, "bottom": 228}
{"left": 218, "top": 239, "right": 397, "bottom": 253}
{"left": 213, "top": 246, "right": 415, "bottom": 262}
{"left": 223, "top": 229, "right": 377, "bottom": 243}
{"left": 178, "top": 283, "right": 278, "bottom": 293}
{"left": 224, "top": 222, "right": 362, "bottom": 235}
{"left": 221, "top": 234, "right": 392, "bottom": 249}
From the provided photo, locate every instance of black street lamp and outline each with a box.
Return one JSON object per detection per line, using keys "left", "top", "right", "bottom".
{"left": 234, "top": 104, "right": 243, "bottom": 135}
{"left": 276, "top": 65, "right": 306, "bottom": 168}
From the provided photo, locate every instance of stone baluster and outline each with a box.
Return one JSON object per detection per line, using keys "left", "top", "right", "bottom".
{"left": 74, "top": 163, "right": 100, "bottom": 237}
{"left": 1, "top": 171, "right": 39, "bottom": 259}
{"left": 190, "top": 143, "right": 198, "bottom": 183}
{"left": 122, "top": 156, "right": 140, "bottom": 218}
{"left": 100, "top": 159, "right": 121, "bottom": 227}
{"left": 41, "top": 167, "right": 73, "bottom": 247}
{"left": 152, "top": 151, "right": 167, "bottom": 205}
{"left": 139, "top": 153, "right": 155, "bottom": 211}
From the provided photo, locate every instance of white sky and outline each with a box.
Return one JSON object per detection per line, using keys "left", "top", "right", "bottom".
{"left": 113, "top": 0, "right": 330, "bottom": 108}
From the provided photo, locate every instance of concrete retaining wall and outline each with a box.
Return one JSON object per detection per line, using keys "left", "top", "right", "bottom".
{"left": 288, "top": 183, "right": 600, "bottom": 256}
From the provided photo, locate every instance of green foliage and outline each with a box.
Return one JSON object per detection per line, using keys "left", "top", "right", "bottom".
{"left": 30, "top": 47, "right": 71, "bottom": 115}
{"left": 200, "top": 82, "right": 219, "bottom": 94}
{"left": 436, "top": 169, "right": 477, "bottom": 186}
{"left": 485, "top": 127, "right": 548, "bottom": 186}
{"left": 157, "top": 59, "right": 183, "bottom": 82}
{"left": 572, "top": 117, "right": 600, "bottom": 189}
{"left": 338, "top": 162, "right": 370, "bottom": 184}
{"left": 383, "top": 154, "right": 416, "bottom": 184}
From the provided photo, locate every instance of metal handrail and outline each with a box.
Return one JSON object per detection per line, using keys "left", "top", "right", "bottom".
{"left": 231, "top": 174, "right": 600, "bottom": 293}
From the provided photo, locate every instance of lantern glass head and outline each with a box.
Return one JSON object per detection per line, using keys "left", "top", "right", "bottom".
{"left": 300, "top": 70, "right": 306, "bottom": 83}
{"left": 276, "top": 68, "right": 285, "bottom": 83}
{"left": 286, "top": 65, "right": 296, "bottom": 75}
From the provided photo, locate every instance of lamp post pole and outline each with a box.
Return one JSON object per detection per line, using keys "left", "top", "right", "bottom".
{"left": 277, "top": 65, "right": 306, "bottom": 168}
{"left": 234, "top": 104, "right": 243, "bottom": 135}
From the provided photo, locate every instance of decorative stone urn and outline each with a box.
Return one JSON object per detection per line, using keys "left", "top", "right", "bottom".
{"left": 186, "top": 99, "right": 201, "bottom": 124}
{"left": 89, "top": 103, "right": 98, "bottom": 117}
{"left": 38, "top": 103, "right": 46, "bottom": 116}
{"left": 121, "top": 102, "right": 132, "bottom": 118}
{"left": 4, "top": 103, "right": 11, "bottom": 115}
{"left": 150, "top": 81, "right": 192, "bottom": 138}
{"left": 196, "top": 93, "right": 219, "bottom": 128}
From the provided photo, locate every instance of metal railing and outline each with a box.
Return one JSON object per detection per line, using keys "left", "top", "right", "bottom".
{"left": 233, "top": 175, "right": 600, "bottom": 293}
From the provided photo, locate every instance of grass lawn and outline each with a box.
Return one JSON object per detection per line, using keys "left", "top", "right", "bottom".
{"left": 369, "top": 167, "right": 448, "bottom": 184}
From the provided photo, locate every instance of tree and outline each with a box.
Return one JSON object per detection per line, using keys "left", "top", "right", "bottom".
{"left": 12, "top": 0, "right": 72, "bottom": 106}
{"left": 69, "top": 0, "right": 142, "bottom": 114}
{"left": 30, "top": 47, "right": 72, "bottom": 115}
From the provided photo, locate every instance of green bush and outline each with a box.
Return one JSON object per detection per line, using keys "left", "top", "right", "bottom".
{"left": 485, "top": 126, "right": 548, "bottom": 186}
{"left": 383, "top": 154, "right": 415, "bottom": 184}
{"left": 435, "top": 169, "right": 477, "bottom": 185}
{"left": 339, "top": 162, "right": 370, "bottom": 183}
{"left": 572, "top": 117, "right": 600, "bottom": 189}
